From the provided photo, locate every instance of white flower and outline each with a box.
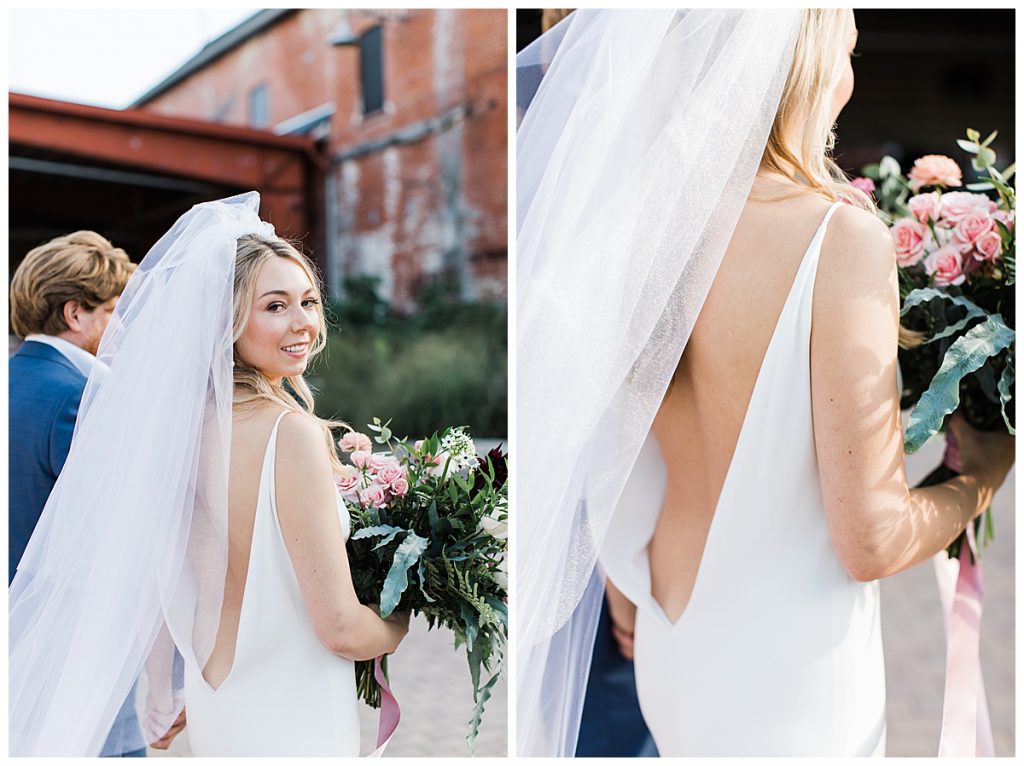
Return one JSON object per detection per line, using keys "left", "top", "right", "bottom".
{"left": 440, "top": 427, "right": 478, "bottom": 473}
{"left": 480, "top": 506, "right": 508, "bottom": 540}
{"left": 493, "top": 557, "right": 508, "bottom": 590}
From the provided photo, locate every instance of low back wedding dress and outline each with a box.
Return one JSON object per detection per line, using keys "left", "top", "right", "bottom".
{"left": 184, "top": 410, "right": 360, "bottom": 756}
{"left": 601, "top": 201, "right": 887, "bottom": 756}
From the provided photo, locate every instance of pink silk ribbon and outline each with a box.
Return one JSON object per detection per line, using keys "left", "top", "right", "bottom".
{"left": 932, "top": 434, "right": 994, "bottom": 757}
{"left": 368, "top": 656, "right": 401, "bottom": 757}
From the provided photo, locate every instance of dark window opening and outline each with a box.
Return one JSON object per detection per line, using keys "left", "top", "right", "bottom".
{"left": 360, "top": 26, "right": 384, "bottom": 115}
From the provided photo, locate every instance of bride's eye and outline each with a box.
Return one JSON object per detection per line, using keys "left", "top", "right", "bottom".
{"left": 302, "top": 298, "right": 320, "bottom": 308}
{"left": 267, "top": 302, "right": 286, "bottom": 312}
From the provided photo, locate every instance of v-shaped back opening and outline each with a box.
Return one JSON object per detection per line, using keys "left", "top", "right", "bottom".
{"left": 201, "top": 409, "right": 290, "bottom": 693}
{"left": 647, "top": 201, "right": 842, "bottom": 627}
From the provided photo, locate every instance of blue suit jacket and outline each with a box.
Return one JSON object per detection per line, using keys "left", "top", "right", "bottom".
{"left": 9, "top": 340, "right": 146, "bottom": 756}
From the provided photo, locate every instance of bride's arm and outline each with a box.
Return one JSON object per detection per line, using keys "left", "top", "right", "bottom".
{"left": 275, "top": 412, "right": 410, "bottom": 660}
{"left": 810, "top": 204, "right": 1013, "bottom": 582}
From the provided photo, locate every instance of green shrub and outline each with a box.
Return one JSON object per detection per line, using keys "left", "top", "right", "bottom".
{"left": 308, "top": 278, "right": 507, "bottom": 437}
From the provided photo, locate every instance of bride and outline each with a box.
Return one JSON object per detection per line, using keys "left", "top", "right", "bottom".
{"left": 516, "top": 9, "right": 1014, "bottom": 756}
{"left": 9, "top": 193, "right": 409, "bottom": 756}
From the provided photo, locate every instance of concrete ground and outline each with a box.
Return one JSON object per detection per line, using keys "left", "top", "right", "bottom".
{"left": 882, "top": 422, "right": 1015, "bottom": 756}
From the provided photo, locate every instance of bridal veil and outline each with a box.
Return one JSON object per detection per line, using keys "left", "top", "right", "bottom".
{"left": 9, "top": 193, "right": 273, "bottom": 755}
{"left": 516, "top": 10, "right": 801, "bottom": 755}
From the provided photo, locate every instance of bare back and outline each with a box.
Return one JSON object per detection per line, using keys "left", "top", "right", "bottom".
{"left": 202, "top": 406, "right": 289, "bottom": 688}
{"left": 649, "top": 189, "right": 835, "bottom": 623}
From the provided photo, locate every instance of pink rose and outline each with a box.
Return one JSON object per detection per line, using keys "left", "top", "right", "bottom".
{"left": 360, "top": 483, "right": 389, "bottom": 508}
{"left": 939, "top": 191, "right": 997, "bottom": 225}
{"left": 993, "top": 209, "right": 1015, "bottom": 231}
{"left": 890, "top": 218, "right": 931, "bottom": 267}
{"left": 908, "top": 154, "right": 962, "bottom": 192}
{"left": 336, "top": 465, "right": 360, "bottom": 494}
{"left": 350, "top": 450, "right": 372, "bottom": 469}
{"left": 924, "top": 245, "right": 966, "bottom": 286}
{"left": 850, "top": 177, "right": 876, "bottom": 195}
{"left": 338, "top": 431, "right": 373, "bottom": 453}
{"left": 951, "top": 211, "right": 995, "bottom": 253}
{"left": 368, "top": 453, "right": 393, "bottom": 472}
{"left": 390, "top": 477, "right": 409, "bottom": 497}
{"left": 376, "top": 461, "right": 405, "bottom": 487}
{"left": 907, "top": 192, "right": 940, "bottom": 224}
{"left": 974, "top": 229, "right": 1003, "bottom": 262}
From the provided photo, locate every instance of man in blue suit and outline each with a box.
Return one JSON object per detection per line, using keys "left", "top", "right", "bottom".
{"left": 9, "top": 230, "right": 147, "bottom": 757}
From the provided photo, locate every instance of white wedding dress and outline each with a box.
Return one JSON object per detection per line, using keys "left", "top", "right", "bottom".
{"left": 184, "top": 411, "right": 360, "bottom": 756}
{"left": 601, "top": 201, "right": 887, "bottom": 756}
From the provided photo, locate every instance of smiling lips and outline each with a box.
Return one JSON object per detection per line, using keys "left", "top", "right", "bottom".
{"left": 282, "top": 341, "right": 309, "bottom": 357}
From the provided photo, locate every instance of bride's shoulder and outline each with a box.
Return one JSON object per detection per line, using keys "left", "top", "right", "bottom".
{"left": 817, "top": 203, "right": 896, "bottom": 294}
{"left": 275, "top": 410, "right": 329, "bottom": 461}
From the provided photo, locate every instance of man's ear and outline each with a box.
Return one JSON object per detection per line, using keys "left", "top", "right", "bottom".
{"left": 61, "top": 300, "right": 83, "bottom": 332}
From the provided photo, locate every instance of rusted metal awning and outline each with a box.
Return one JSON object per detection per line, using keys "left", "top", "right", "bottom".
{"left": 10, "top": 92, "right": 326, "bottom": 271}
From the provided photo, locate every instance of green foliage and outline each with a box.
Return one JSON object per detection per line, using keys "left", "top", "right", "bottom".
{"left": 904, "top": 313, "right": 1015, "bottom": 452}
{"left": 308, "top": 277, "right": 507, "bottom": 437}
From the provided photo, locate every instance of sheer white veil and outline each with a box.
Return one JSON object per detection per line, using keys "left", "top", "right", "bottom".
{"left": 9, "top": 192, "right": 275, "bottom": 755}
{"left": 516, "top": 10, "right": 801, "bottom": 755}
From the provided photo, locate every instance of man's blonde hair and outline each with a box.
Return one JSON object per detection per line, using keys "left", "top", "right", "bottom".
{"left": 10, "top": 231, "right": 135, "bottom": 338}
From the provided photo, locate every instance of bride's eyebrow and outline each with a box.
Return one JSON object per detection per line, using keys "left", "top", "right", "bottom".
{"left": 258, "top": 287, "right": 317, "bottom": 299}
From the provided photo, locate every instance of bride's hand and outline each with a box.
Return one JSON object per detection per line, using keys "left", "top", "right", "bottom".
{"left": 604, "top": 580, "right": 637, "bottom": 660}
{"left": 949, "top": 412, "right": 1015, "bottom": 490}
{"left": 370, "top": 605, "right": 411, "bottom": 653}
{"left": 148, "top": 708, "right": 186, "bottom": 750}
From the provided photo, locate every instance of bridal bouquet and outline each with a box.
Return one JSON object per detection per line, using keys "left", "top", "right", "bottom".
{"left": 859, "top": 129, "right": 1015, "bottom": 556}
{"left": 336, "top": 419, "right": 508, "bottom": 748}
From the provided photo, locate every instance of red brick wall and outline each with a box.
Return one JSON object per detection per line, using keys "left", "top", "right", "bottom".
{"left": 142, "top": 9, "right": 507, "bottom": 309}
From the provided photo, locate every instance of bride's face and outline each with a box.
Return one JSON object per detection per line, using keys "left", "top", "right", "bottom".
{"left": 235, "top": 256, "right": 320, "bottom": 384}
{"left": 830, "top": 18, "right": 858, "bottom": 123}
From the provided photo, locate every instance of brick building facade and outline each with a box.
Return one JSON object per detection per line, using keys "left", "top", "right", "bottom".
{"left": 137, "top": 9, "right": 507, "bottom": 309}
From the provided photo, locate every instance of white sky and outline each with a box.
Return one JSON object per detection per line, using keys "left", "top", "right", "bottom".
{"left": 8, "top": 9, "right": 259, "bottom": 109}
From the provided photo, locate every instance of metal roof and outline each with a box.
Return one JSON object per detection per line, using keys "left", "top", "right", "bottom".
{"left": 131, "top": 9, "right": 296, "bottom": 107}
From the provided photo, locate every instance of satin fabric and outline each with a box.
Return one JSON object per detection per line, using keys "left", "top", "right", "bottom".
{"left": 184, "top": 411, "right": 360, "bottom": 756}
{"left": 602, "top": 202, "right": 887, "bottom": 756}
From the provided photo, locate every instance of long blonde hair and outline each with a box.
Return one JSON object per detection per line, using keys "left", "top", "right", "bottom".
{"left": 232, "top": 234, "right": 348, "bottom": 472}
{"left": 757, "top": 9, "right": 872, "bottom": 211}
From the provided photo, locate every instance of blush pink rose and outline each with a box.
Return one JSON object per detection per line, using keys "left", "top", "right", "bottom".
{"left": 993, "top": 209, "right": 1015, "bottom": 230}
{"left": 350, "top": 450, "right": 372, "bottom": 469}
{"left": 974, "top": 229, "right": 1003, "bottom": 262}
{"left": 951, "top": 211, "right": 995, "bottom": 253}
{"left": 390, "top": 477, "right": 409, "bottom": 497}
{"left": 890, "top": 218, "right": 931, "bottom": 267}
{"left": 907, "top": 192, "right": 940, "bottom": 224}
{"left": 336, "top": 465, "right": 360, "bottom": 494}
{"left": 908, "top": 155, "right": 963, "bottom": 192}
{"left": 368, "top": 453, "right": 395, "bottom": 472}
{"left": 939, "top": 191, "right": 997, "bottom": 225}
{"left": 360, "top": 483, "right": 389, "bottom": 508}
{"left": 376, "top": 462, "right": 405, "bottom": 487}
{"left": 850, "top": 177, "right": 876, "bottom": 195}
{"left": 924, "top": 245, "right": 966, "bottom": 286}
{"left": 338, "top": 431, "right": 373, "bottom": 453}
{"left": 425, "top": 451, "right": 452, "bottom": 477}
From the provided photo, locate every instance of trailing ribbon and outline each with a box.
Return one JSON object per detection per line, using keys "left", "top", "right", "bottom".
{"left": 933, "top": 433, "right": 994, "bottom": 757}
{"left": 368, "top": 655, "right": 401, "bottom": 757}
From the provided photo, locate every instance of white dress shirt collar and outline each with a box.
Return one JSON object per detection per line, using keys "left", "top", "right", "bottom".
{"left": 24, "top": 334, "right": 96, "bottom": 379}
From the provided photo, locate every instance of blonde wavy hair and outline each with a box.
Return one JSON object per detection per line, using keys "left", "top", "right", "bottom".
{"left": 759, "top": 10, "right": 919, "bottom": 346}
{"left": 757, "top": 9, "right": 873, "bottom": 212}
{"left": 10, "top": 231, "right": 135, "bottom": 338}
{"left": 232, "top": 235, "right": 348, "bottom": 473}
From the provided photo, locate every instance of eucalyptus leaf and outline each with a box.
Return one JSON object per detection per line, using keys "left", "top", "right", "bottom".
{"left": 966, "top": 128, "right": 980, "bottom": 142}
{"left": 966, "top": 182, "right": 995, "bottom": 192}
{"left": 416, "top": 558, "right": 435, "bottom": 602}
{"left": 957, "top": 139, "right": 979, "bottom": 154}
{"left": 982, "top": 129, "right": 998, "bottom": 147}
{"left": 352, "top": 524, "right": 406, "bottom": 551}
{"left": 879, "top": 156, "right": 901, "bottom": 179}
{"left": 905, "top": 315, "right": 1015, "bottom": 452}
{"left": 998, "top": 352, "right": 1015, "bottom": 435}
{"left": 379, "top": 531, "right": 429, "bottom": 617}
